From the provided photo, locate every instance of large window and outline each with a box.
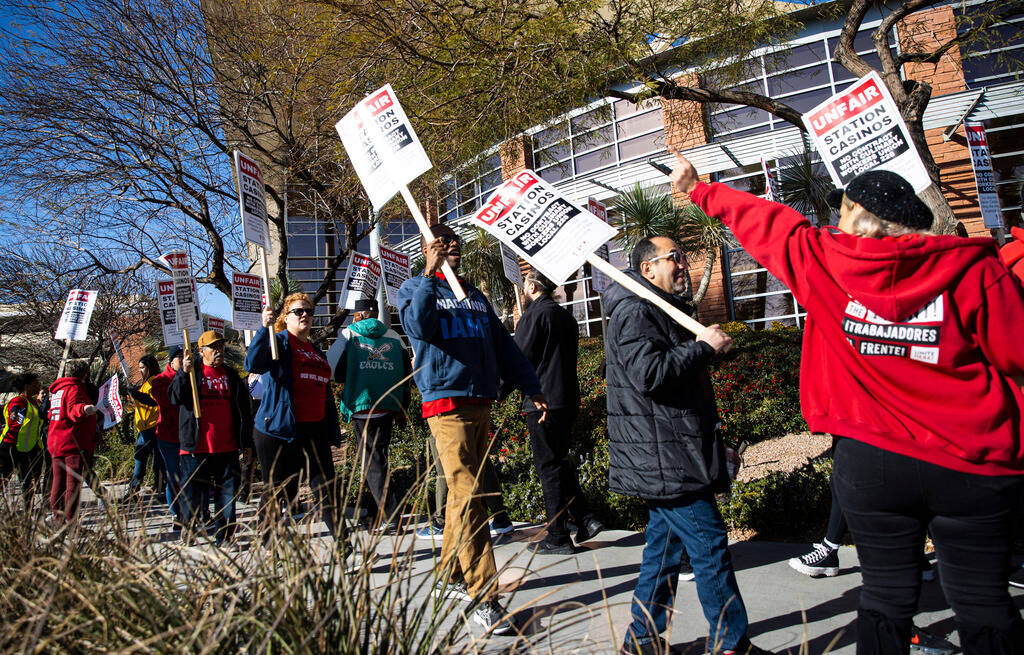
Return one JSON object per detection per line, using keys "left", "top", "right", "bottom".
{"left": 438, "top": 152, "right": 503, "bottom": 223}
{"left": 956, "top": 2, "right": 1024, "bottom": 88}
{"left": 984, "top": 115, "right": 1024, "bottom": 229}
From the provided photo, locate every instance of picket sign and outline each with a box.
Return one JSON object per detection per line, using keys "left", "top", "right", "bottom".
{"left": 231, "top": 272, "right": 264, "bottom": 331}
{"left": 233, "top": 151, "right": 278, "bottom": 360}
{"left": 54, "top": 289, "right": 99, "bottom": 377}
{"left": 96, "top": 374, "right": 124, "bottom": 431}
{"left": 163, "top": 250, "right": 202, "bottom": 418}
{"left": 340, "top": 252, "right": 383, "bottom": 309}
{"left": 336, "top": 84, "right": 465, "bottom": 301}
{"left": 471, "top": 170, "right": 707, "bottom": 336}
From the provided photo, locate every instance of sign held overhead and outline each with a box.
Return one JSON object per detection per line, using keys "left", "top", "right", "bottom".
{"left": 54, "top": 289, "right": 99, "bottom": 342}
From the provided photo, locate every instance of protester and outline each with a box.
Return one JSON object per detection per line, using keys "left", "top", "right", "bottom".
{"left": 244, "top": 293, "right": 343, "bottom": 541}
{"left": 0, "top": 372, "right": 46, "bottom": 510}
{"left": 149, "top": 347, "right": 183, "bottom": 522}
{"left": 171, "top": 332, "right": 251, "bottom": 545}
{"left": 122, "top": 355, "right": 162, "bottom": 501}
{"left": 511, "top": 269, "right": 603, "bottom": 554}
{"left": 331, "top": 298, "right": 411, "bottom": 533}
{"left": 398, "top": 223, "right": 547, "bottom": 635}
{"left": 47, "top": 360, "right": 99, "bottom": 525}
{"left": 674, "top": 153, "right": 1024, "bottom": 653}
{"left": 603, "top": 236, "right": 766, "bottom": 655}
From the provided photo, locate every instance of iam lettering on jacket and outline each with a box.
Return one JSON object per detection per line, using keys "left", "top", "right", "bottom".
{"left": 435, "top": 297, "right": 490, "bottom": 340}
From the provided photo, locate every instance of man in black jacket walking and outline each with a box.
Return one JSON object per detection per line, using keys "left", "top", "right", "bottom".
{"left": 605, "top": 236, "right": 769, "bottom": 655}
{"left": 514, "top": 269, "right": 603, "bottom": 554}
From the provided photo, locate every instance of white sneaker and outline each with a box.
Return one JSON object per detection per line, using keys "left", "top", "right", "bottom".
{"left": 788, "top": 543, "right": 839, "bottom": 577}
{"left": 473, "top": 599, "right": 514, "bottom": 635}
{"left": 431, "top": 580, "right": 472, "bottom": 603}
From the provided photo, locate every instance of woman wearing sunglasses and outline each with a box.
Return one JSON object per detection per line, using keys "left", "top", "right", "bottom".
{"left": 244, "top": 292, "right": 343, "bottom": 541}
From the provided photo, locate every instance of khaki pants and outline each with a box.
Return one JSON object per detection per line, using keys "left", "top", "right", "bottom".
{"left": 427, "top": 403, "right": 498, "bottom": 601}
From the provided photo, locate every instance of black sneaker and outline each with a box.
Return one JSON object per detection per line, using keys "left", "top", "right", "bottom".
{"left": 1009, "top": 565, "right": 1024, "bottom": 589}
{"left": 788, "top": 543, "right": 839, "bottom": 577}
{"left": 575, "top": 515, "right": 605, "bottom": 544}
{"left": 679, "top": 559, "right": 695, "bottom": 582}
{"left": 528, "top": 540, "right": 577, "bottom": 555}
{"left": 472, "top": 599, "right": 514, "bottom": 635}
{"left": 620, "top": 635, "right": 668, "bottom": 655}
{"left": 910, "top": 625, "right": 955, "bottom": 655}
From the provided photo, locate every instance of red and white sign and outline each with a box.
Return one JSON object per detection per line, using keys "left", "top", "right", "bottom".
{"left": 472, "top": 170, "right": 617, "bottom": 285}
{"left": 161, "top": 250, "right": 202, "bottom": 335}
{"left": 803, "top": 72, "right": 930, "bottom": 193}
{"left": 378, "top": 245, "right": 410, "bottom": 306}
{"left": 231, "top": 271, "right": 264, "bottom": 331}
{"left": 207, "top": 317, "right": 226, "bottom": 334}
{"left": 760, "top": 157, "right": 780, "bottom": 202}
{"left": 234, "top": 151, "right": 273, "bottom": 250}
{"left": 54, "top": 289, "right": 99, "bottom": 341}
{"left": 336, "top": 84, "right": 432, "bottom": 211}
{"left": 587, "top": 198, "right": 613, "bottom": 293}
{"left": 341, "top": 252, "right": 382, "bottom": 310}
{"left": 96, "top": 374, "right": 123, "bottom": 431}
{"left": 964, "top": 122, "right": 1003, "bottom": 229}
{"left": 156, "top": 280, "right": 184, "bottom": 347}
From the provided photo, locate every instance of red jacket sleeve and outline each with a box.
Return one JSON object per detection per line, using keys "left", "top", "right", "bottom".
{"left": 690, "top": 181, "right": 820, "bottom": 305}
{"left": 64, "top": 385, "right": 92, "bottom": 423}
{"left": 149, "top": 373, "right": 171, "bottom": 408}
{"left": 2, "top": 396, "right": 27, "bottom": 444}
{"left": 974, "top": 262, "right": 1024, "bottom": 377}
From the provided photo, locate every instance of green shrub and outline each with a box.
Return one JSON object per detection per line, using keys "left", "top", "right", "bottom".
{"left": 719, "top": 458, "right": 833, "bottom": 540}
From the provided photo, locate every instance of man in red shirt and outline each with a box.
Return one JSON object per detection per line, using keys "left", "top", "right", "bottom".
{"left": 149, "top": 347, "right": 183, "bottom": 521}
{"left": 170, "top": 331, "right": 252, "bottom": 545}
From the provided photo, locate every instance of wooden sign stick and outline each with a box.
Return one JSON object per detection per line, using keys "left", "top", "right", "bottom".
{"left": 182, "top": 328, "right": 202, "bottom": 419}
{"left": 399, "top": 186, "right": 467, "bottom": 301}
{"left": 258, "top": 247, "right": 279, "bottom": 360}
{"left": 586, "top": 253, "right": 706, "bottom": 336}
{"left": 57, "top": 339, "right": 71, "bottom": 378}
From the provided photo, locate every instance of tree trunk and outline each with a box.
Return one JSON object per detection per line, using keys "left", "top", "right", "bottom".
{"left": 692, "top": 248, "right": 717, "bottom": 306}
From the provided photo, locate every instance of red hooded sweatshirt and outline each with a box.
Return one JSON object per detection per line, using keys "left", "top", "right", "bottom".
{"left": 148, "top": 364, "right": 179, "bottom": 443}
{"left": 47, "top": 376, "right": 98, "bottom": 457}
{"left": 691, "top": 181, "right": 1024, "bottom": 476}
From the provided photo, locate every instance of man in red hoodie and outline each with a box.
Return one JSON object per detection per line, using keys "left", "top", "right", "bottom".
{"left": 149, "top": 346, "right": 183, "bottom": 522}
{"left": 671, "top": 152, "right": 1024, "bottom": 653}
{"left": 47, "top": 359, "right": 98, "bottom": 524}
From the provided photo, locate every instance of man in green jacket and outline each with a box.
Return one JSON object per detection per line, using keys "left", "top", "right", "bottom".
{"left": 331, "top": 299, "right": 411, "bottom": 533}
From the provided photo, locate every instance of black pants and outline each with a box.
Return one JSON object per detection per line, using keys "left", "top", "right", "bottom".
{"left": 833, "top": 437, "right": 1024, "bottom": 654}
{"left": 526, "top": 408, "right": 589, "bottom": 545}
{"left": 352, "top": 415, "right": 398, "bottom": 522}
{"left": 254, "top": 424, "right": 341, "bottom": 538}
{"left": 0, "top": 446, "right": 45, "bottom": 510}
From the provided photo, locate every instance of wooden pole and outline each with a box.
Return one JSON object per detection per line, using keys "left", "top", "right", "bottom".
{"left": 399, "top": 186, "right": 467, "bottom": 301}
{"left": 586, "top": 253, "right": 706, "bottom": 336}
{"left": 182, "top": 328, "right": 202, "bottom": 419}
{"left": 57, "top": 339, "right": 71, "bottom": 378}
{"left": 259, "top": 246, "right": 279, "bottom": 360}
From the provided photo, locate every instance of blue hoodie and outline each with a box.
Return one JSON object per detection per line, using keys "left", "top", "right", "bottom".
{"left": 397, "top": 273, "right": 541, "bottom": 402}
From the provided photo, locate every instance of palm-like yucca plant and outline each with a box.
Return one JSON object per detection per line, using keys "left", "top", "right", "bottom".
{"left": 777, "top": 147, "right": 836, "bottom": 227}
{"left": 455, "top": 226, "right": 516, "bottom": 318}
{"left": 676, "top": 203, "right": 729, "bottom": 305}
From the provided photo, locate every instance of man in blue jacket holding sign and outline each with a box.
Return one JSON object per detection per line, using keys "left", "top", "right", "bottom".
{"left": 398, "top": 223, "right": 547, "bottom": 636}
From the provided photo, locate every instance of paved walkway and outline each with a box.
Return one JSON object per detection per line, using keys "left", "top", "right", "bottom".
{"left": 76, "top": 484, "right": 1024, "bottom": 654}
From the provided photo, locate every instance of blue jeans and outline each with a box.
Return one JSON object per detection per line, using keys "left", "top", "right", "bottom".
{"left": 626, "top": 493, "right": 749, "bottom": 651}
{"left": 179, "top": 451, "right": 238, "bottom": 543}
{"left": 129, "top": 428, "right": 160, "bottom": 486}
{"left": 154, "top": 439, "right": 182, "bottom": 518}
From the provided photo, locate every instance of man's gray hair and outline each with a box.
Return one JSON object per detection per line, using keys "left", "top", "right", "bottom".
{"left": 525, "top": 269, "right": 556, "bottom": 296}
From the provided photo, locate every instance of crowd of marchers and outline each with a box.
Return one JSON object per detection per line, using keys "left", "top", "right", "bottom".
{"left": 3, "top": 158, "right": 1024, "bottom": 655}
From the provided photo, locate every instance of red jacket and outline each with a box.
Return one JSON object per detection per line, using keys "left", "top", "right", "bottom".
{"left": 691, "top": 181, "right": 1024, "bottom": 476}
{"left": 47, "top": 377, "right": 98, "bottom": 457}
{"left": 149, "top": 364, "right": 179, "bottom": 443}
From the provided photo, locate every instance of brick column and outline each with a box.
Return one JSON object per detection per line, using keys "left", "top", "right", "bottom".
{"left": 498, "top": 135, "right": 534, "bottom": 325}
{"left": 898, "top": 5, "right": 966, "bottom": 96}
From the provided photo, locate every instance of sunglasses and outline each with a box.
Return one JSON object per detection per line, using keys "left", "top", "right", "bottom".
{"left": 288, "top": 307, "right": 313, "bottom": 317}
{"left": 437, "top": 234, "right": 460, "bottom": 246}
{"left": 646, "top": 250, "right": 685, "bottom": 265}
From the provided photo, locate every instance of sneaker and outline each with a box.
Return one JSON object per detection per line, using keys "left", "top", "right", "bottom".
{"left": 621, "top": 636, "right": 668, "bottom": 655}
{"left": 431, "top": 579, "right": 472, "bottom": 603}
{"left": 705, "top": 642, "right": 776, "bottom": 655}
{"left": 416, "top": 523, "right": 444, "bottom": 541}
{"left": 472, "top": 599, "right": 514, "bottom": 635}
{"left": 490, "top": 521, "right": 514, "bottom": 537}
{"left": 575, "top": 515, "right": 605, "bottom": 544}
{"left": 374, "top": 520, "right": 400, "bottom": 535}
{"left": 788, "top": 543, "right": 839, "bottom": 577}
{"left": 528, "top": 540, "right": 576, "bottom": 555}
{"left": 679, "top": 559, "right": 695, "bottom": 582}
{"left": 1009, "top": 564, "right": 1024, "bottom": 589}
{"left": 910, "top": 625, "right": 956, "bottom": 655}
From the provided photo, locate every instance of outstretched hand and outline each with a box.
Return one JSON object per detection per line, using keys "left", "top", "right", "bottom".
{"left": 668, "top": 147, "right": 700, "bottom": 195}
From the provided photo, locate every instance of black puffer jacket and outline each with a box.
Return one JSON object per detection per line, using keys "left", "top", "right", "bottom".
{"left": 602, "top": 270, "right": 730, "bottom": 500}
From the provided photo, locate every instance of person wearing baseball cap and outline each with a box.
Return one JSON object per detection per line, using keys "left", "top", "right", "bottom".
{"left": 170, "top": 331, "right": 252, "bottom": 545}
{"left": 670, "top": 154, "right": 1024, "bottom": 653}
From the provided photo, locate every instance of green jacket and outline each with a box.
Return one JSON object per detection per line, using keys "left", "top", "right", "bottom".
{"left": 333, "top": 319, "right": 411, "bottom": 421}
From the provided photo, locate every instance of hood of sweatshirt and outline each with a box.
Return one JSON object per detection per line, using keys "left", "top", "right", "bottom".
{"left": 818, "top": 230, "right": 998, "bottom": 322}
{"left": 348, "top": 317, "right": 387, "bottom": 339}
{"left": 49, "top": 376, "right": 84, "bottom": 397}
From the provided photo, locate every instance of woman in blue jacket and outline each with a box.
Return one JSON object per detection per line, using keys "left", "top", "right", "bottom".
{"left": 244, "top": 292, "right": 342, "bottom": 539}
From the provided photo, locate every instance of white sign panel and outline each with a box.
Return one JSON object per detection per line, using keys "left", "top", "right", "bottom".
{"left": 231, "top": 272, "right": 264, "bottom": 332}
{"left": 760, "top": 157, "right": 780, "bottom": 202}
{"left": 162, "top": 250, "right": 202, "bottom": 335}
{"left": 54, "top": 289, "right": 99, "bottom": 341}
{"left": 378, "top": 245, "right": 410, "bottom": 307}
{"left": 109, "top": 331, "right": 130, "bottom": 379}
{"left": 471, "top": 170, "right": 618, "bottom": 285}
{"left": 156, "top": 280, "right": 184, "bottom": 347}
{"left": 341, "top": 252, "right": 383, "bottom": 310}
{"left": 586, "top": 198, "right": 613, "bottom": 294}
{"left": 964, "top": 122, "right": 1004, "bottom": 229}
{"left": 335, "top": 84, "right": 433, "bottom": 211}
{"left": 234, "top": 151, "right": 273, "bottom": 250}
{"left": 207, "top": 317, "right": 225, "bottom": 334}
{"left": 96, "top": 374, "right": 124, "bottom": 431}
{"left": 803, "top": 72, "right": 931, "bottom": 193}
{"left": 499, "top": 243, "right": 523, "bottom": 289}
